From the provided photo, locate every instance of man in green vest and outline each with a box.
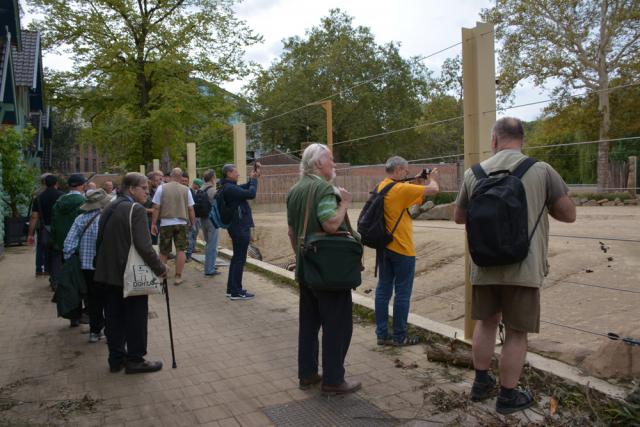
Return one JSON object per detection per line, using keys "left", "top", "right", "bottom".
{"left": 286, "top": 143, "right": 361, "bottom": 395}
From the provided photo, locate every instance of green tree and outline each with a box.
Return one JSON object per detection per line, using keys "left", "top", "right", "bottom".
{"left": 415, "top": 56, "right": 464, "bottom": 160}
{"left": 31, "top": 0, "right": 261, "bottom": 169}
{"left": 246, "top": 9, "right": 430, "bottom": 164}
{"left": 481, "top": 0, "right": 640, "bottom": 190}
{"left": 0, "top": 128, "right": 38, "bottom": 218}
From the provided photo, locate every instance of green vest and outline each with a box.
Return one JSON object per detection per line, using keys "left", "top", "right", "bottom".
{"left": 286, "top": 175, "right": 345, "bottom": 281}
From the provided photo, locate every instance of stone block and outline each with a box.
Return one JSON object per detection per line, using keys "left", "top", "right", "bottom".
{"left": 583, "top": 200, "right": 598, "bottom": 206}
{"left": 596, "top": 198, "right": 609, "bottom": 205}
{"left": 415, "top": 202, "right": 455, "bottom": 220}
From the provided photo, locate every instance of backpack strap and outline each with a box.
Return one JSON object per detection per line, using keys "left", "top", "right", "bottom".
{"left": 471, "top": 164, "right": 488, "bottom": 180}
{"left": 377, "top": 181, "right": 398, "bottom": 196}
{"left": 511, "top": 157, "right": 538, "bottom": 179}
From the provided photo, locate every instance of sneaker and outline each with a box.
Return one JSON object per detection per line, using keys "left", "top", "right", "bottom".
{"left": 89, "top": 332, "right": 104, "bottom": 343}
{"left": 174, "top": 275, "right": 184, "bottom": 286}
{"left": 471, "top": 373, "right": 497, "bottom": 401}
{"left": 229, "top": 291, "right": 254, "bottom": 300}
{"left": 205, "top": 271, "right": 221, "bottom": 277}
{"left": 496, "top": 388, "right": 534, "bottom": 415}
{"left": 377, "top": 336, "right": 394, "bottom": 346}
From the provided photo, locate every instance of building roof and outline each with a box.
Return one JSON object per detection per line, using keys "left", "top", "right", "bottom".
{"left": 0, "top": 0, "right": 21, "bottom": 50}
{"left": 12, "top": 30, "right": 40, "bottom": 88}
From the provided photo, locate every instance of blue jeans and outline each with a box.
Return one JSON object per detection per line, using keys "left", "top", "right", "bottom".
{"left": 226, "top": 225, "right": 250, "bottom": 296}
{"left": 186, "top": 218, "right": 201, "bottom": 257}
{"left": 375, "top": 248, "right": 416, "bottom": 342}
{"left": 201, "top": 218, "right": 219, "bottom": 275}
{"left": 35, "top": 230, "right": 45, "bottom": 273}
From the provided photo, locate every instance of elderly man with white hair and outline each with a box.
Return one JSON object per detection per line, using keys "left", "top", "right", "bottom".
{"left": 286, "top": 143, "right": 361, "bottom": 395}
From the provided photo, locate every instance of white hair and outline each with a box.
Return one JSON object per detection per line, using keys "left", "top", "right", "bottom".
{"left": 385, "top": 156, "right": 408, "bottom": 174}
{"left": 300, "top": 143, "right": 330, "bottom": 176}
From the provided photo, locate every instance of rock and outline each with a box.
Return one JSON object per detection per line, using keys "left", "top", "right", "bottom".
{"left": 415, "top": 202, "right": 455, "bottom": 221}
{"left": 579, "top": 198, "right": 588, "bottom": 205}
{"left": 624, "top": 199, "right": 639, "bottom": 205}
{"left": 583, "top": 200, "right": 598, "bottom": 206}
{"left": 615, "top": 201, "right": 625, "bottom": 206}
{"left": 596, "top": 198, "right": 609, "bottom": 205}
{"left": 582, "top": 327, "right": 640, "bottom": 379}
{"left": 571, "top": 197, "right": 582, "bottom": 206}
{"left": 614, "top": 197, "right": 621, "bottom": 204}
{"left": 409, "top": 200, "right": 435, "bottom": 219}
{"left": 604, "top": 201, "right": 616, "bottom": 206}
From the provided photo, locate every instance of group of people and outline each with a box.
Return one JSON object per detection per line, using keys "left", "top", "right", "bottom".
{"left": 25, "top": 116, "right": 575, "bottom": 414}
{"left": 287, "top": 117, "right": 575, "bottom": 416}
{"left": 27, "top": 163, "right": 261, "bottom": 374}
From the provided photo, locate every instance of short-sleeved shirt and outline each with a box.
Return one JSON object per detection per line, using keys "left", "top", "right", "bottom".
{"left": 455, "top": 149, "right": 570, "bottom": 288}
{"left": 152, "top": 183, "right": 194, "bottom": 226}
{"left": 32, "top": 187, "right": 64, "bottom": 226}
{"left": 376, "top": 178, "right": 425, "bottom": 257}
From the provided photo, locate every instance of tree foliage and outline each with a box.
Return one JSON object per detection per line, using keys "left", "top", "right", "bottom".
{"left": 30, "top": 0, "right": 261, "bottom": 170}
{"left": 246, "top": 9, "right": 431, "bottom": 164}
{"left": 0, "top": 128, "right": 38, "bottom": 218}
{"left": 481, "top": 0, "right": 640, "bottom": 189}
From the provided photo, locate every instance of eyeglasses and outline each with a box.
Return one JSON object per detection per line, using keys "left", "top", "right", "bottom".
{"left": 135, "top": 185, "right": 149, "bottom": 191}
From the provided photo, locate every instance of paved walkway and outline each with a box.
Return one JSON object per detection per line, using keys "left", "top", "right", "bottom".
{"left": 0, "top": 246, "right": 542, "bottom": 426}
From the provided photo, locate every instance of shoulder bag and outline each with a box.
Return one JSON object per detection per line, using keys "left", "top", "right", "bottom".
{"left": 298, "top": 182, "right": 363, "bottom": 291}
{"left": 123, "top": 203, "right": 163, "bottom": 298}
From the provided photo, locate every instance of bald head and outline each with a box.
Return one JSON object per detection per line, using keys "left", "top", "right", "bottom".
{"left": 491, "top": 117, "right": 524, "bottom": 153}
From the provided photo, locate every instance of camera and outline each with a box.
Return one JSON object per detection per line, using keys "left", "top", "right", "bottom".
{"left": 419, "top": 168, "right": 431, "bottom": 179}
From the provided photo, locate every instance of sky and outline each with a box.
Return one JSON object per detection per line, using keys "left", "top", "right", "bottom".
{"left": 26, "top": 0, "right": 547, "bottom": 121}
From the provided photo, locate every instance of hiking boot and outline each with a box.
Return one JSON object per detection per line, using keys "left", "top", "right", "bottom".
{"left": 496, "top": 388, "right": 534, "bottom": 415}
{"left": 471, "top": 372, "right": 497, "bottom": 401}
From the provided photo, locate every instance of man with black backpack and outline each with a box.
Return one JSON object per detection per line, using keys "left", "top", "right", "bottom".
{"left": 366, "top": 156, "right": 439, "bottom": 348}
{"left": 454, "top": 117, "right": 575, "bottom": 415}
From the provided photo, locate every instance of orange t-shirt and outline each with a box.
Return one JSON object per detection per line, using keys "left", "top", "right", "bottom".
{"left": 376, "top": 178, "right": 425, "bottom": 256}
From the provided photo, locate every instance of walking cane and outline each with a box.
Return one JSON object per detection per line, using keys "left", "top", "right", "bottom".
{"left": 163, "top": 278, "right": 177, "bottom": 368}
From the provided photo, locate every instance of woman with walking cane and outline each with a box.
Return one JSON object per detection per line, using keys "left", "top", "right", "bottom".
{"left": 94, "top": 173, "right": 168, "bottom": 374}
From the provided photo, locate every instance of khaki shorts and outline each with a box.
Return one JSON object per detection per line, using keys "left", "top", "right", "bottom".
{"left": 159, "top": 225, "right": 188, "bottom": 255}
{"left": 472, "top": 285, "right": 540, "bottom": 333}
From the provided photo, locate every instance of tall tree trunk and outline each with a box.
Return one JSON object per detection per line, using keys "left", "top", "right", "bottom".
{"left": 596, "top": 1, "right": 611, "bottom": 192}
{"left": 136, "top": 60, "right": 152, "bottom": 166}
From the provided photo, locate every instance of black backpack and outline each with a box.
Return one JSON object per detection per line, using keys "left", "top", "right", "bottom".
{"left": 357, "top": 181, "right": 405, "bottom": 249}
{"left": 466, "top": 157, "right": 544, "bottom": 267}
{"left": 193, "top": 186, "right": 213, "bottom": 218}
{"left": 209, "top": 185, "right": 236, "bottom": 228}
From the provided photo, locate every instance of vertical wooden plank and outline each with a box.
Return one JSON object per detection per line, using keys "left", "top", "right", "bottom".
{"left": 233, "top": 123, "right": 247, "bottom": 185}
{"left": 186, "top": 143, "right": 196, "bottom": 183}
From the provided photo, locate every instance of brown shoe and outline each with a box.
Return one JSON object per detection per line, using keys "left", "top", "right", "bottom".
{"left": 299, "top": 373, "right": 322, "bottom": 390}
{"left": 321, "top": 379, "right": 362, "bottom": 395}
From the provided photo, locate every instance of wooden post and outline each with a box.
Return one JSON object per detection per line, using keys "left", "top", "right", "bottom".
{"left": 139, "top": 165, "right": 146, "bottom": 175}
{"left": 153, "top": 158, "right": 160, "bottom": 172}
{"left": 186, "top": 143, "right": 197, "bottom": 183}
{"left": 233, "top": 123, "right": 247, "bottom": 184}
{"left": 462, "top": 21, "right": 496, "bottom": 341}
{"left": 628, "top": 156, "right": 637, "bottom": 196}
{"left": 320, "top": 100, "right": 333, "bottom": 152}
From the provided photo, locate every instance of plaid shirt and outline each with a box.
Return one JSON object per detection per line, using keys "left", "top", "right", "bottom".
{"left": 63, "top": 210, "right": 101, "bottom": 270}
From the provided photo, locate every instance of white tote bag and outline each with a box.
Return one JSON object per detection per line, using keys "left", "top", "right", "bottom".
{"left": 123, "top": 203, "right": 163, "bottom": 298}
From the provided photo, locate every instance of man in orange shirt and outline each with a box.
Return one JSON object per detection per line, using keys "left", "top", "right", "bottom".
{"left": 375, "top": 156, "right": 439, "bottom": 346}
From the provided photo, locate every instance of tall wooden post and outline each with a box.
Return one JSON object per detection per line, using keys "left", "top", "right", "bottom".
{"left": 186, "top": 143, "right": 197, "bottom": 183}
{"left": 139, "top": 165, "right": 146, "bottom": 175}
{"left": 462, "top": 22, "right": 496, "bottom": 341}
{"left": 628, "top": 156, "right": 637, "bottom": 196}
{"left": 320, "top": 100, "right": 333, "bottom": 152}
{"left": 153, "top": 158, "right": 160, "bottom": 172}
{"left": 233, "top": 123, "right": 247, "bottom": 184}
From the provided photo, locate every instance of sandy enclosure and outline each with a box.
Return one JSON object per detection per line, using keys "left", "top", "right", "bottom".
{"left": 217, "top": 205, "right": 640, "bottom": 379}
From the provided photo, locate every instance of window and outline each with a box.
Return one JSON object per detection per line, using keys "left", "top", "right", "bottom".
{"left": 92, "top": 159, "right": 97, "bottom": 172}
{"left": 84, "top": 158, "right": 89, "bottom": 171}
{"left": 75, "top": 157, "right": 80, "bottom": 171}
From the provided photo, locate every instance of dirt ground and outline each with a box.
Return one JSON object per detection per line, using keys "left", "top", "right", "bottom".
{"left": 218, "top": 205, "right": 640, "bottom": 381}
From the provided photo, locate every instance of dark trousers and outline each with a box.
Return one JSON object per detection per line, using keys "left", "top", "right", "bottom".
{"left": 103, "top": 284, "right": 148, "bottom": 367}
{"left": 35, "top": 231, "right": 45, "bottom": 273}
{"left": 82, "top": 270, "right": 106, "bottom": 334}
{"left": 298, "top": 284, "right": 353, "bottom": 386}
{"left": 226, "top": 225, "right": 250, "bottom": 296}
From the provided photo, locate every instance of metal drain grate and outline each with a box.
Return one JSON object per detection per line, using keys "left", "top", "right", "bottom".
{"left": 263, "top": 394, "right": 397, "bottom": 427}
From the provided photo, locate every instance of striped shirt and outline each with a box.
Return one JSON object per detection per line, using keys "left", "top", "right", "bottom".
{"left": 63, "top": 210, "right": 101, "bottom": 270}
